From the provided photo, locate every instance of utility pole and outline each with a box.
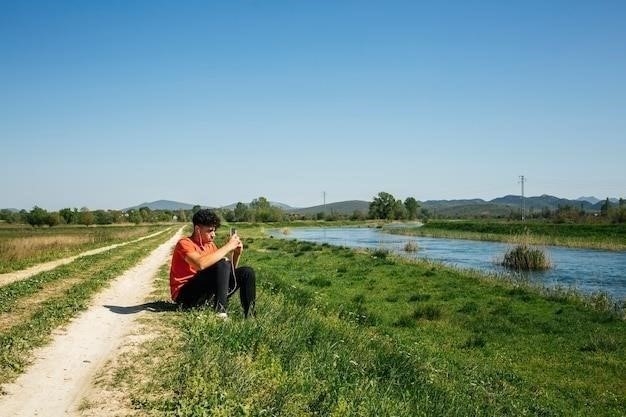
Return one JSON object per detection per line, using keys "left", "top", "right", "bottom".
{"left": 519, "top": 175, "right": 526, "bottom": 221}
{"left": 323, "top": 191, "right": 326, "bottom": 214}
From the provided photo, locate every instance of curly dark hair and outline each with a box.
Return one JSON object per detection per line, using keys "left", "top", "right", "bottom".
{"left": 192, "top": 209, "right": 221, "bottom": 228}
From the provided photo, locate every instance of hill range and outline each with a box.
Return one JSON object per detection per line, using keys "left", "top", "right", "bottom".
{"left": 123, "top": 195, "right": 620, "bottom": 217}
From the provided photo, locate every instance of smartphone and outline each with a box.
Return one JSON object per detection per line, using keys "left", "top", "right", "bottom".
{"left": 230, "top": 227, "right": 237, "bottom": 236}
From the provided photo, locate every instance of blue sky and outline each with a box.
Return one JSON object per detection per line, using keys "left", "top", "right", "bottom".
{"left": 1, "top": 1, "right": 625, "bottom": 210}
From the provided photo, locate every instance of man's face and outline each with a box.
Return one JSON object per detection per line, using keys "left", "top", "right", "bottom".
{"left": 196, "top": 225, "right": 216, "bottom": 242}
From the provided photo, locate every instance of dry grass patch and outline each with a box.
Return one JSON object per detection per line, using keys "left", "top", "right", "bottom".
{"left": 0, "top": 235, "right": 92, "bottom": 262}
{"left": 0, "top": 225, "right": 170, "bottom": 273}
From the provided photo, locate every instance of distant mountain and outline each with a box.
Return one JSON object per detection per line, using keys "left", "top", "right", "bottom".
{"left": 292, "top": 200, "right": 370, "bottom": 215}
{"left": 577, "top": 196, "right": 600, "bottom": 204}
{"left": 421, "top": 198, "right": 487, "bottom": 208}
{"left": 120, "top": 194, "right": 622, "bottom": 218}
{"left": 416, "top": 194, "right": 616, "bottom": 218}
{"left": 490, "top": 194, "right": 595, "bottom": 211}
{"left": 220, "top": 201, "right": 295, "bottom": 210}
{"left": 421, "top": 200, "right": 510, "bottom": 218}
{"left": 124, "top": 200, "right": 202, "bottom": 211}
{"left": 491, "top": 194, "right": 594, "bottom": 211}
{"left": 578, "top": 196, "right": 620, "bottom": 204}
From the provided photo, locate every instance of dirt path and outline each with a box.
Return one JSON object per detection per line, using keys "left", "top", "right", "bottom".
{"left": 0, "top": 229, "right": 171, "bottom": 288}
{"left": 0, "top": 226, "right": 184, "bottom": 416}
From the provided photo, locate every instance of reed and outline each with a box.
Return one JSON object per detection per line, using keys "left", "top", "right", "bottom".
{"left": 403, "top": 241, "right": 418, "bottom": 252}
{"left": 501, "top": 244, "right": 551, "bottom": 270}
{"left": 390, "top": 220, "right": 626, "bottom": 251}
{"left": 370, "top": 247, "right": 390, "bottom": 259}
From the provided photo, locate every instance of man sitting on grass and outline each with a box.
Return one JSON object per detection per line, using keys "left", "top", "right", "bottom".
{"left": 169, "top": 209, "right": 256, "bottom": 318}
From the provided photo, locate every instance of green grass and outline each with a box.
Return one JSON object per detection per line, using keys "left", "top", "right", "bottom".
{"left": 0, "top": 230, "right": 175, "bottom": 384}
{"left": 107, "top": 228, "right": 625, "bottom": 416}
{"left": 388, "top": 220, "right": 626, "bottom": 251}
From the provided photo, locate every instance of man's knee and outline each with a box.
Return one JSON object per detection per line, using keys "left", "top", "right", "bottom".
{"left": 237, "top": 266, "right": 255, "bottom": 283}
{"left": 210, "top": 259, "right": 231, "bottom": 278}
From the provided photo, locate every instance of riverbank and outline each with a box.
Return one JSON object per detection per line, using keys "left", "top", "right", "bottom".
{"left": 385, "top": 220, "right": 626, "bottom": 251}
{"left": 95, "top": 226, "right": 625, "bottom": 416}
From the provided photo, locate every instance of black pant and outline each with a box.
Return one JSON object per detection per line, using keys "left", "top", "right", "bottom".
{"left": 176, "top": 259, "right": 256, "bottom": 317}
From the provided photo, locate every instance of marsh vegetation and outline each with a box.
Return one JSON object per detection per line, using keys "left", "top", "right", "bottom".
{"left": 388, "top": 220, "right": 626, "bottom": 251}
{"left": 501, "top": 244, "right": 551, "bottom": 270}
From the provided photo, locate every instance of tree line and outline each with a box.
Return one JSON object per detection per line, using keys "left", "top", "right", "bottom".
{"left": 3, "top": 194, "right": 624, "bottom": 227}
{"left": 521, "top": 198, "right": 626, "bottom": 224}
{"left": 0, "top": 192, "right": 423, "bottom": 227}
{"left": 0, "top": 206, "right": 185, "bottom": 227}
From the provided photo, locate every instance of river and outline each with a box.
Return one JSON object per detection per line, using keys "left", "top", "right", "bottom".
{"left": 268, "top": 227, "right": 626, "bottom": 301}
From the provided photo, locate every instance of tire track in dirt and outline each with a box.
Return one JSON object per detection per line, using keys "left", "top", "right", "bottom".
{"left": 0, "top": 226, "right": 184, "bottom": 416}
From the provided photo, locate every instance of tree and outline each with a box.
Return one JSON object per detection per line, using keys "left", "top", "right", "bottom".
{"left": 0, "top": 209, "right": 20, "bottom": 224}
{"left": 369, "top": 192, "right": 397, "bottom": 220}
{"left": 109, "top": 210, "right": 125, "bottom": 223}
{"left": 600, "top": 198, "right": 610, "bottom": 217}
{"left": 250, "top": 197, "right": 270, "bottom": 210}
{"left": 221, "top": 209, "right": 235, "bottom": 222}
{"left": 139, "top": 207, "right": 154, "bottom": 223}
{"left": 59, "top": 208, "right": 78, "bottom": 224}
{"left": 79, "top": 207, "right": 95, "bottom": 226}
{"left": 93, "top": 210, "right": 113, "bottom": 225}
{"left": 404, "top": 197, "right": 420, "bottom": 220}
{"left": 45, "top": 212, "right": 60, "bottom": 227}
{"left": 127, "top": 210, "right": 142, "bottom": 224}
{"left": 248, "top": 197, "right": 284, "bottom": 222}
{"left": 26, "top": 206, "right": 49, "bottom": 227}
{"left": 393, "top": 199, "right": 407, "bottom": 219}
{"left": 611, "top": 198, "right": 626, "bottom": 223}
{"left": 233, "top": 202, "right": 250, "bottom": 222}
{"left": 350, "top": 210, "right": 366, "bottom": 221}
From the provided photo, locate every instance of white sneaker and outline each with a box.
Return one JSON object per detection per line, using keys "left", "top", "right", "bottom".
{"left": 216, "top": 312, "right": 229, "bottom": 320}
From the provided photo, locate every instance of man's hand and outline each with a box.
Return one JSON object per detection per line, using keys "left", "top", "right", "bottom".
{"left": 227, "top": 234, "right": 242, "bottom": 252}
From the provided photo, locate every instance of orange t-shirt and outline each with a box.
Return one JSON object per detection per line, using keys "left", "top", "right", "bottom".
{"left": 169, "top": 237, "right": 217, "bottom": 301}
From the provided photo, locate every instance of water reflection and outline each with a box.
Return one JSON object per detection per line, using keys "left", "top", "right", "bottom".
{"left": 269, "top": 227, "right": 626, "bottom": 301}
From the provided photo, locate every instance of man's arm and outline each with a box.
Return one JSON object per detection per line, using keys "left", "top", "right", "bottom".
{"left": 184, "top": 235, "right": 241, "bottom": 271}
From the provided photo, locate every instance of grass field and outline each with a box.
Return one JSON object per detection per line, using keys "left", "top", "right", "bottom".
{"left": 387, "top": 220, "right": 626, "bottom": 251}
{"left": 0, "top": 224, "right": 171, "bottom": 273}
{"left": 100, "top": 225, "right": 625, "bottom": 416}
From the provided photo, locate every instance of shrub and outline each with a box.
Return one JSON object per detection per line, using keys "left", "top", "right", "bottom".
{"left": 403, "top": 241, "right": 418, "bottom": 252}
{"left": 501, "top": 244, "right": 551, "bottom": 271}
{"left": 371, "top": 248, "right": 390, "bottom": 259}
